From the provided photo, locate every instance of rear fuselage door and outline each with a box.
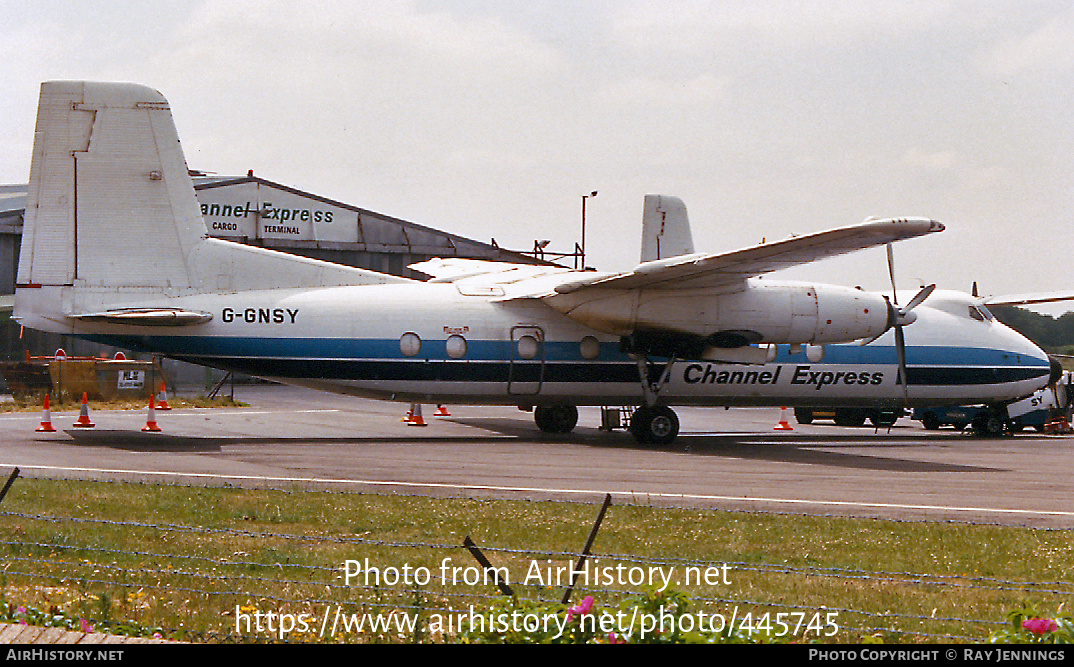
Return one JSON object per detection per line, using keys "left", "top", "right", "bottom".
{"left": 508, "top": 326, "right": 545, "bottom": 395}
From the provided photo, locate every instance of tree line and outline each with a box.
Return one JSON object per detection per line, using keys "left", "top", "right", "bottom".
{"left": 989, "top": 306, "right": 1074, "bottom": 354}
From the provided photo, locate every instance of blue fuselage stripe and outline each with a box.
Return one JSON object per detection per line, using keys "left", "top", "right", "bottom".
{"left": 81, "top": 334, "right": 1049, "bottom": 386}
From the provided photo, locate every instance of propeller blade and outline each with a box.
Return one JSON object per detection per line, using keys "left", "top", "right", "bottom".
{"left": 886, "top": 243, "right": 898, "bottom": 304}
{"left": 894, "top": 323, "right": 909, "bottom": 404}
{"left": 903, "top": 284, "right": 935, "bottom": 313}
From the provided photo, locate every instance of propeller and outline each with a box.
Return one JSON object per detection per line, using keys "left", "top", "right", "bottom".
{"left": 862, "top": 243, "right": 935, "bottom": 404}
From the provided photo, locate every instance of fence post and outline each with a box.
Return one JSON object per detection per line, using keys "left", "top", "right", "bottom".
{"left": 463, "top": 536, "right": 514, "bottom": 596}
{"left": 0, "top": 467, "right": 20, "bottom": 506}
{"left": 561, "top": 493, "right": 612, "bottom": 604}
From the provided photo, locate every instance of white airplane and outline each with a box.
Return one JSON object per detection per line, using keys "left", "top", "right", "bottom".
{"left": 12, "top": 82, "right": 1057, "bottom": 445}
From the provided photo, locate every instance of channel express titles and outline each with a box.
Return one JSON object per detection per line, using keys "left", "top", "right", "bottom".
{"left": 202, "top": 201, "right": 334, "bottom": 234}
{"left": 683, "top": 364, "right": 886, "bottom": 390}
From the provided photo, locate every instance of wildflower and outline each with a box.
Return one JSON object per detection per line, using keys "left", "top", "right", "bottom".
{"left": 608, "top": 632, "right": 626, "bottom": 644}
{"left": 1022, "top": 618, "right": 1058, "bottom": 635}
{"left": 15, "top": 606, "right": 26, "bottom": 615}
{"left": 79, "top": 619, "right": 94, "bottom": 634}
{"left": 566, "top": 596, "right": 595, "bottom": 622}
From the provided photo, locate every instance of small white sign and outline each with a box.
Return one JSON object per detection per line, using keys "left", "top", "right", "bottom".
{"left": 118, "top": 370, "right": 145, "bottom": 390}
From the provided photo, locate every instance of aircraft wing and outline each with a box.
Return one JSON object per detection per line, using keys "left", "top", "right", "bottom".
{"left": 552, "top": 217, "right": 944, "bottom": 294}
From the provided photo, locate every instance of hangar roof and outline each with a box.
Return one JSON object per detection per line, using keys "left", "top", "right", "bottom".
{"left": 0, "top": 173, "right": 551, "bottom": 268}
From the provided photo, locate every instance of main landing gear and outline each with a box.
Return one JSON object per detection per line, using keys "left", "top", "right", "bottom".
{"left": 531, "top": 354, "right": 684, "bottom": 446}
{"left": 533, "top": 404, "right": 578, "bottom": 434}
{"left": 532, "top": 402, "right": 681, "bottom": 446}
{"left": 628, "top": 405, "right": 680, "bottom": 446}
{"left": 627, "top": 354, "right": 681, "bottom": 446}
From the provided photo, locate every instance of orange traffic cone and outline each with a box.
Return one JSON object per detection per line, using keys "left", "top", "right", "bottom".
{"left": 72, "top": 392, "right": 95, "bottom": 428}
{"left": 36, "top": 395, "right": 56, "bottom": 433}
{"left": 156, "top": 381, "right": 172, "bottom": 410}
{"left": 774, "top": 407, "right": 793, "bottom": 431}
{"left": 142, "top": 396, "right": 162, "bottom": 432}
{"left": 434, "top": 404, "right": 451, "bottom": 417}
{"left": 406, "top": 403, "right": 427, "bottom": 427}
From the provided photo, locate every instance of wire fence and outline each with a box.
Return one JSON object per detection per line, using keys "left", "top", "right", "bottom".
{"left": 1, "top": 481, "right": 1071, "bottom": 643}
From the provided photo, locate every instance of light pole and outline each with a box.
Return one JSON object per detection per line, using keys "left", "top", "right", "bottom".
{"left": 580, "top": 190, "right": 597, "bottom": 270}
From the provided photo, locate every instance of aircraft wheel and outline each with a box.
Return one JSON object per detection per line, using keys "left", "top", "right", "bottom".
{"left": 834, "top": 409, "right": 867, "bottom": 427}
{"left": 794, "top": 408, "right": 814, "bottom": 424}
{"left": 921, "top": 412, "right": 942, "bottom": 431}
{"left": 971, "top": 412, "right": 1005, "bottom": 437}
{"left": 534, "top": 405, "right": 578, "bottom": 434}
{"left": 630, "top": 406, "right": 679, "bottom": 446}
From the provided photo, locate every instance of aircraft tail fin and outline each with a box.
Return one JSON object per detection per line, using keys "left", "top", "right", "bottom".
{"left": 15, "top": 81, "right": 404, "bottom": 331}
{"left": 18, "top": 81, "right": 204, "bottom": 290}
{"left": 640, "top": 195, "right": 695, "bottom": 263}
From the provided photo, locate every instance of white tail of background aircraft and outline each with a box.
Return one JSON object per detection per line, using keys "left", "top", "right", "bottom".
{"left": 640, "top": 195, "right": 694, "bottom": 262}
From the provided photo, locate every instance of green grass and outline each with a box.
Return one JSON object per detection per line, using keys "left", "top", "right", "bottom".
{"left": 0, "top": 478, "right": 1069, "bottom": 643}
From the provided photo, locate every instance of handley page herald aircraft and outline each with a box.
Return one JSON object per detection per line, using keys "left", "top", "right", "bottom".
{"left": 13, "top": 82, "right": 1058, "bottom": 445}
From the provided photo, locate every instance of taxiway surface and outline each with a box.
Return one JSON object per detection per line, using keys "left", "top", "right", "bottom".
{"left": 1, "top": 385, "right": 1071, "bottom": 527}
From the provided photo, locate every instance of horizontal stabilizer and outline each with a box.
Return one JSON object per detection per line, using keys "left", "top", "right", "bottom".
{"left": 69, "top": 308, "right": 213, "bottom": 326}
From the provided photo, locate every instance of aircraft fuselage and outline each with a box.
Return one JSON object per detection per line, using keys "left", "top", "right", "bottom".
{"left": 23, "top": 282, "right": 1050, "bottom": 410}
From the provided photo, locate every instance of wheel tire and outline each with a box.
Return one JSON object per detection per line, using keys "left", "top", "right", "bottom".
{"left": 921, "top": 412, "right": 941, "bottom": 431}
{"left": 972, "top": 412, "right": 1005, "bottom": 437}
{"left": 794, "top": 408, "right": 814, "bottom": 425}
{"left": 630, "top": 406, "right": 679, "bottom": 446}
{"left": 534, "top": 405, "right": 578, "bottom": 434}
{"left": 834, "top": 409, "right": 866, "bottom": 427}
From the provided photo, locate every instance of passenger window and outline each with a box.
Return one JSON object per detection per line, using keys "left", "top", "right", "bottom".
{"left": 517, "top": 335, "right": 540, "bottom": 360}
{"left": 446, "top": 334, "right": 467, "bottom": 359}
{"left": 400, "top": 332, "right": 421, "bottom": 357}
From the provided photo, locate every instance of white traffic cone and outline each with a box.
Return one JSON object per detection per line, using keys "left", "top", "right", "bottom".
{"left": 72, "top": 392, "right": 95, "bottom": 428}
{"left": 407, "top": 403, "right": 427, "bottom": 427}
{"left": 774, "top": 407, "right": 793, "bottom": 431}
{"left": 36, "top": 395, "right": 56, "bottom": 433}
{"left": 156, "top": 381, "right": 172, "bottom": 410}
{"left": 142, "top": 396, "right": 162, "bottom": 432}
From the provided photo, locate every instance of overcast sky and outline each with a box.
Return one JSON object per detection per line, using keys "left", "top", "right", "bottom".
{"left": 1, "top": 1, "right": 1072, "bottom": 311}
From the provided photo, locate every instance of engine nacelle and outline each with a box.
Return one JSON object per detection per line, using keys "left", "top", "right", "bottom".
{"left": 548, "top": 279, "right": 893, "bottom": 347}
